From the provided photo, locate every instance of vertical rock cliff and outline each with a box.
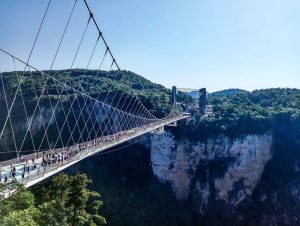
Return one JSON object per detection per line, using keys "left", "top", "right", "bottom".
{"left": 150, "top": 130, "right": 272, "bottom": 213}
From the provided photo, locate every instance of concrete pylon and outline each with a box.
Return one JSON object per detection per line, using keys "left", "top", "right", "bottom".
{"left": 172, "top": 86, "right": 177, "bottom": 104}
{"left": 199, "top": 88, "right": 207, "bottom": 115}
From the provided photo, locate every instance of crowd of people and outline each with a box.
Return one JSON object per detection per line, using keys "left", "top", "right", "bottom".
{"left": 0, "top": 123, "right": 157, "bottom": 184}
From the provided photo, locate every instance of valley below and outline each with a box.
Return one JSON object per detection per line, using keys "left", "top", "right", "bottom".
{"left": 69, "top": 117, "right": 300, "bottom": 226}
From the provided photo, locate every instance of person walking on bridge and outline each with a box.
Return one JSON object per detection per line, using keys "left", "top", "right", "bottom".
{"left": 22, "top": 167, "right": 25, "bottom": 181}
{"left": 12, "top": 166, "right": 16, "bottom": 179}
{"left": 32, "top": 156, "right": 35, "bottom": 171}
{"left": 26, "top": 162, "right": 30, "bottom": 174}
{"left": 25, "top": 156, "right": 29, "bottom": 165}
{"left": 9, "top": 163, "right": 13, "bottom": 178}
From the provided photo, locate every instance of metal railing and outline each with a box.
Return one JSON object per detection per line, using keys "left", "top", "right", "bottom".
{"left": 0, "top": 115, "right": 189, "bottom": 187}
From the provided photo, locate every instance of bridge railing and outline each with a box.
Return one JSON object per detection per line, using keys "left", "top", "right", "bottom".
{"left": 0, "top": 115, "right": 190, "bottom": 185}
{"left": 0, "top": 114, "right": 190, "bottom": 169}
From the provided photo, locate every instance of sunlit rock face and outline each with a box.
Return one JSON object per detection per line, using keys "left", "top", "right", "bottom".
{"left": 150, "top": 131, "right": 272, "bottom": 212}
{"left": 151, "top": 131, "right": 191, "bottom": 200}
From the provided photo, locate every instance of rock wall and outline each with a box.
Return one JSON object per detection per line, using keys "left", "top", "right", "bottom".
{"left": 0, "top": 102, "right": 124, "bottom": 160}
{"left": 150, "top": 130, "right": 272, "bottom": 212}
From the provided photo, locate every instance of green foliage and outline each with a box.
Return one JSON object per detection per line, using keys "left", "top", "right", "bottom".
{"left": 179, "top": 88, "right": 300, "bottom": 140}
{"left": 210, "top": 88, "right": 249, "bottom": 97}
{"left": 0, "top": 184, "right": 39, "bottom": 226}
{"left": 2, "top": 208, "right": 39, "bottom": 226}
{"left": 65, "top": 173, "right": 106, "bottom": 226}
{"left": 38, "top": 200, "right": 68, "bottom": 226}
{"left": 0, "top": 69, "right": 192, "bottom": 157}
{"left": 0, "top": 69, "right": 191, "bottom": 119}
{"left": 0, "top": 173, "right": 106, "bottom": 226}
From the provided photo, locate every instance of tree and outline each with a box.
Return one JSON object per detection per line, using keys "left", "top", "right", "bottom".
{"left": 66, "top": 173, "right": 106, "bottom": 226}
{"left": 0, "top": 173, "right": 106, "bottom": 226}
{"left": 48, "top": 173, "right": 70, "bottom": 203}
{"left": 37, "top": 200, "right": 68, "bottom": 226}
{"left": 2, "top": 208, "right": 39, "bottom": 226}
{"left": 0, "top": 183, "right": 40, "bottom": 226}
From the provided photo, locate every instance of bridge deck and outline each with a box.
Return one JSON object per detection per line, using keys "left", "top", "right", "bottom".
{"left": 0, "top": 115, "right": 189, "bottom": 189}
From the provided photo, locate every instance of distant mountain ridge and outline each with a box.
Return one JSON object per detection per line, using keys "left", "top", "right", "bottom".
{"left": 178, "top": 88, "right": 249, "bottom": 99}
{"left": 177, "top": 88, "right": 198, "bottom": 92}
{"left": 210, "top": 88, "right": 249, "bottom": 96}
{"left": 177, "top": 88, "right": 199, "bottom": 99}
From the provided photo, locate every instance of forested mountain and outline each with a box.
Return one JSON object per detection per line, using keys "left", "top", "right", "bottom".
{"left": 0, "top": 69, "right": 192, "bottom": 118}
{"left": 210, "top": 88, "right": 249, "bottom": 97}
{"left": 180, "top": 88, "right": 300, "bottom": 140}
{"left": 68, "top": 87, "right": 300, "bottom": 226}
{"left": 0, "top": 69, "right": 193, "bottom": 161}
{"left": 1, "top": 69, "right": 300, "bottom": 226}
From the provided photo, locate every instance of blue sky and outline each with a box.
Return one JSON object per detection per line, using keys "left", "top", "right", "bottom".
{"left": 0, "top": 0, "right": 299, "bottom": 91}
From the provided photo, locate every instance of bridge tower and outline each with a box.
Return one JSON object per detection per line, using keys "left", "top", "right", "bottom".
{"left": 172, "top": 86, "right": 177, "bottom": 104}
{"left": 199, "top": 88, "right": 208, "bottom": 115}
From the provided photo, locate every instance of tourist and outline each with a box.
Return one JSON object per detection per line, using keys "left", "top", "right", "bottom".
{"left": 12, "top": 166, "right": 16, "bottom": 179}
{"left": 26, "top": 164, "right": 30, "bottom": 174}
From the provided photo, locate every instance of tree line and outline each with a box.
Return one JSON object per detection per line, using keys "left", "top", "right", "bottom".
{"left": 0, "top": 173, "right": 106, "bottom": 226}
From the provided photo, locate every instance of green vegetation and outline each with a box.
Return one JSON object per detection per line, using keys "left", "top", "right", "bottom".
{"left": 0, "top": 69, "right": 192, "bottom": 158}
{"left": 180, "top": 88, "right": 300, "bottom": 140}
{"left": 0, "top": 69, "right": 192, "bottom": 118}
{"left": 2, "top": 71, "right": 300, "bottom": 226}
{"left": 210, "top": 88, "right": 249, "bottom": 97}
{"left": 0, "top": 173, "right": 106, "bottom": 226}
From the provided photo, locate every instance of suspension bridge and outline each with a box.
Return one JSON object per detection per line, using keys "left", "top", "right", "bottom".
{"left": 0, "top": 0, "right": 190, "bottom": 190}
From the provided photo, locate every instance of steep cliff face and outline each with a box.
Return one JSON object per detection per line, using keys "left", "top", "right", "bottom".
{"left": 0, "top": 106, "right": 55, "bottom": 156}
{"left": 0, "top": 102, "right": 124, "bottom": 161}
{"left": 150, "top": 131, "right": 272, "bottom": 212}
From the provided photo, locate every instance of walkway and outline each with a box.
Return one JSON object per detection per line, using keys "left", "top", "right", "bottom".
{"left": 0, "top": 115, "right": 189, "bottom": 188}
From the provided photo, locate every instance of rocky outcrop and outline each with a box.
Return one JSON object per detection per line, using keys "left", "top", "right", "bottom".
{"left": 150, "top": 131, "right": 272, "bottom": 212}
